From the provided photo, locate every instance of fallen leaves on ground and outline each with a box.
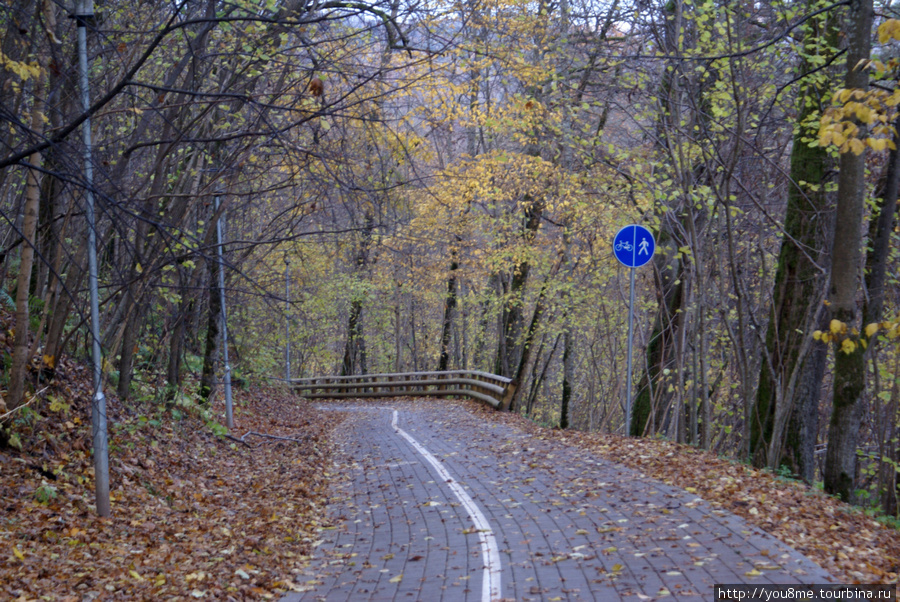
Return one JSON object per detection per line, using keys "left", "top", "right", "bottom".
{"left": 475, "top": 402, "right": 900, "bottom": 587}
{"left": 6, "top": 375, "right": 898, "bottom": 599}
{"left": 1, "top": 371, "right": 342, "bottom": 601}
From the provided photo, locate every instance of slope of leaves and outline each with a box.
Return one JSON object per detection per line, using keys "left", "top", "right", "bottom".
{"left": 473, "top": 403, "right": 900, "bottom": 587}
{"left": 0, "top": 354, "right": 341, "bottom": 600}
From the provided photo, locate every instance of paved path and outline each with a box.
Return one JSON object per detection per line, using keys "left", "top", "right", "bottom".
{"left": 282, "top": 400, "right": 832, "bottom": 601}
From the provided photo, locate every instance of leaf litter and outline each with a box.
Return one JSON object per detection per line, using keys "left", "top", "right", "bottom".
{"left": 1, "top": 365, "right": 343, "bottom": 601}
{"left": 6, "top": 375, "right": 898, "bottom": 600}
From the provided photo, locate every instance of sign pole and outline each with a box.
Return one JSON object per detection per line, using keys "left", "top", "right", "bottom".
{"left": 625, "top": 266, "right": 636, "bottom": 437}
{"left": 613, "top": 224, "right": 655, "bottom": 438}
{"left": 215, "top": 194, "right": 234, "bottom": 429}
{"left": 284, "top": 254, "right": 291, "bottom": 383}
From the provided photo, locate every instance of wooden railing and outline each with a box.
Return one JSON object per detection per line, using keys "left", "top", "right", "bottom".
{"left": 291, "top": 370, "right": 516, "bottom": 410}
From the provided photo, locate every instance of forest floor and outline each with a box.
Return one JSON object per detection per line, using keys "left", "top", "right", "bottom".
{"left": 0, "top": 347, "right": 342, "bottom": 600}
{"left": 1, "top": 354, "right": 898, "bottom": 600}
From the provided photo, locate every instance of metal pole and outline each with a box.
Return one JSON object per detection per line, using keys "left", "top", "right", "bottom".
{"left": 215, "top": 195, "right": 233, "bottom": 428}
{"left": 625, "top": 267, "right": 636, "bottom": 437}
{"left": 284, "top": 255, "right": 291, "bottom": 382}
{"left": 76, "top": 0, "right": 110, "bottom": 517}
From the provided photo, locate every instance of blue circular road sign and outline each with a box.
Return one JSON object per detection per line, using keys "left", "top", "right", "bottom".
{"left": 613, "top": 224, "right": 655, "bottom": 268}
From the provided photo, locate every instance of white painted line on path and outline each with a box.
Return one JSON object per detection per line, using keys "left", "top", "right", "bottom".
{"left": 391, "top": 410, "right": 502, "bottom": 602}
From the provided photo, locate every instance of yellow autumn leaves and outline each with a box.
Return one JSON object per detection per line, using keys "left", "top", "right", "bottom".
{"left": 813, "top": 318, "right": 900, "bottom": 354}
{"left": 878, "top": 18, "right": 900, "bottom": 44}
{"left": 0, "top": 51, "right": 41, "bottom": 81}
{"left": 818, "top": 88, "right": 898, "bottom": 154}
{"left": 817, "top": 19, "right": 900, "bottom": 154}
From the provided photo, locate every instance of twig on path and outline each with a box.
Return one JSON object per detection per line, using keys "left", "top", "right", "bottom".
{"left": 224, "top": 434, "right": 253, "bottom": 448}
{"left": 0, "top": 386, "right": 49, "bottom": 421}
{"left": 240, "top": 430, "right": 308, "bottom": 444}
{"left": 222, "top": 430, "right": 307, "bottom": 448}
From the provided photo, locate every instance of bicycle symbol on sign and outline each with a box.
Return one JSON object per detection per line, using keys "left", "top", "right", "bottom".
{"left": 614, "top": 240, "right": 633, "bottom": 252}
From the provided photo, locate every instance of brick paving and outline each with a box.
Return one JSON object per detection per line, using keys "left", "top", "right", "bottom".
{"left": 281, "top": 400, "right": 833, "bottom": 601}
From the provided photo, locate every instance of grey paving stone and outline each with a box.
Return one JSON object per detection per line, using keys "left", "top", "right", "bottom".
{"left": 281, "top": 400, "right": 833, "bottom": 601}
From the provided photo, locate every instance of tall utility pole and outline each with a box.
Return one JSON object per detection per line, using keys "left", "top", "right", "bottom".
{"left": 215, "top": 194, "right": 234, "bottom": 429}
{"left": 76, "top": 0, "right": 110, "bottom": 517}
{"left": 284, "top": 255, "right": 291, "bottom": 382}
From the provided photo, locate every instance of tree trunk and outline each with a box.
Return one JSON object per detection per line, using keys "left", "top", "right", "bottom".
{"left": 878, "top": 354, "right": 899, "bottom": 516}
{"left": 115, "top": 137, "right": 171, "bottom": 397}
{"left": 472, "top": 280, "right": 492, "bottom": 371}
{"left": 341, "top": 297, "right": 366, "bottom": 376}
{"left": 525, "top": 333, "right": 551, "bottom": 417}
{"left": 7, "top": 82, "right": 45, "bottom": 410}
{"left": 631, "top": 225, "right": 685, "bottom": 436}
{"left": 42, "top": 239, "right": 87, "bottom": 364}
{"left": 631, "top": 0, "right": 692, "bottom": 438}
{"left": 688, "top": 206, "right": 712, "bottom": 449}
{"left": 751, "top": 9, "right": 836, "bottom": 474}
{"left": 34, "top": 81, "right": 67, "bottom": 310}
{"left": 508, "top": 259, "right": 561, "bottom": 412}
{"left": 781, "top": 311, "right": 829, "bottom": 481}
{"left": 199, "top": 255, "right": 221, "bottom": 403}
{"left": 116, "top": 296, "right": 143, "bottom": 400}
{"left": 561, "top": 329, "right": 574, "bottom": 429}
{"left": 340, "top": 213, "right": 373, "bottom": 376}
{"left": 494, "top": 195, "right": 543, "bottom": 378}
{"left": 409, "top": 293, "right": 419, "bottom": 372}
{"left": 823, "top": 0, "right": 873, "bottom": 502}
{"left": 166, "top": 288, "right": 189, "bottom": 403}
{"left": 437, "top": 251, "right": 459, "bottom": 371}
{"left": 393, "top": 283, "right": 402, "bottom": 372}
{"left": 863, "top": 117, "right": 900, "bottom": 329}
{"left": 559, "top": 226, "right": 575, "bottom": 429}
{"left": 864, "top": 117, "right": 900, "bottom": 515}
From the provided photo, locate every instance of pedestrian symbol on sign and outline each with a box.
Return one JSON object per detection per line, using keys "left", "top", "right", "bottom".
{"left": 639, "top": 238, "right": 650, "bottom": 255}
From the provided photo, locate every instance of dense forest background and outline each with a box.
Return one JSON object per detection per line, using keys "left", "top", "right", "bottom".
{"left": 0, "top": 0, "right": 898, "bottom": 516}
